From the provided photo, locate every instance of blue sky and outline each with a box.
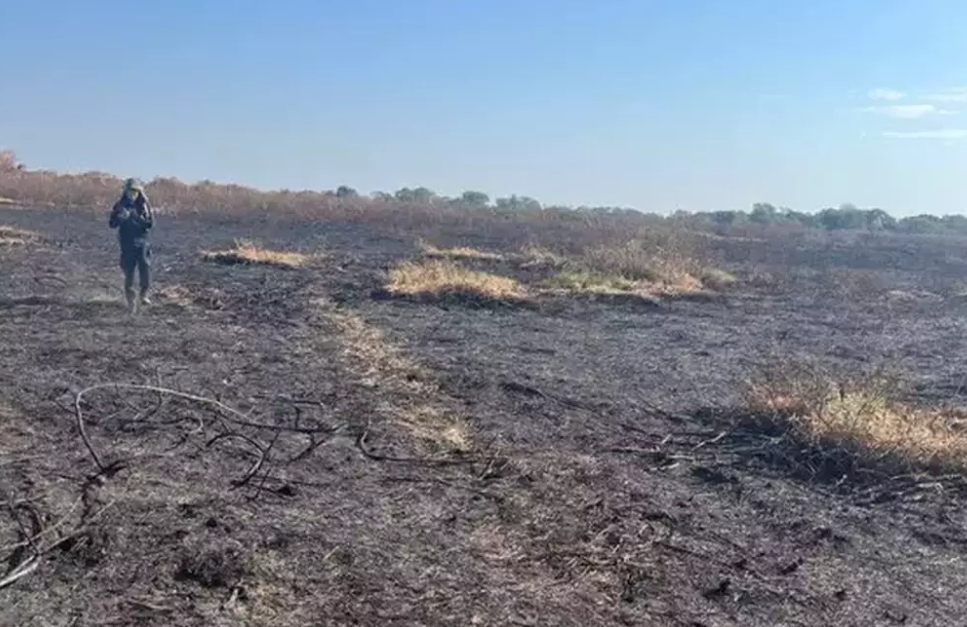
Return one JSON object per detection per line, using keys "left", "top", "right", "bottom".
{"left": 3, "top": 0, "right": 967, "bottom": 215}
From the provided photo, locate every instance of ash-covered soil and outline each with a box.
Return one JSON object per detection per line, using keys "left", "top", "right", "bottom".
{"left": 3, "top": 206, "right": 967, "bottom": 626}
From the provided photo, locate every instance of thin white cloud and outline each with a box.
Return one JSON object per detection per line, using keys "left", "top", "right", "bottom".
{"left": 868, "top": 88, "right": 906, "bottom": 101}
{"left": 924, "top": 88, "right": 967, "bottom": 103}
{"left": 865, "top": 104, "right": 940, "bottom": 119}
{"left": 883, "top": 129, "right": 967, "bottom": 139}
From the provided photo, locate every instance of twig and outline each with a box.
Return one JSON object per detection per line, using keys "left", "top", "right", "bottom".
{"left": 125, "top": 599, "right": 174, "bottom": 614}
{"left": 8, "top": 503, "right": 42, "bottom": 555}
{"left": 0, "top": 492, "right": 43, "bottom": 591}
{"left": 356, "top": 423, "right": 473, "bottom": 467}
{"left": 74, "top": 388, "right": 107, "bottom": 472}
{"left": 692, "top": 430, "right": 728, "bottom": 451}
{"left": 80, "top": 383, "right": 337, "bottom": 434}
{"left": 247, "top": 429, "right": 282, "bottom": 501}
{"left": 42, "top": 499, "right": 117, "bottom": 555}
{"left": 0, "top": 496, "right": 83, "bottom": 554}
{"left": 0, "top": 555, "right": 39, "bottom": 590}
{"left": 205, "top": 432, "right": 266, "bottom": 487}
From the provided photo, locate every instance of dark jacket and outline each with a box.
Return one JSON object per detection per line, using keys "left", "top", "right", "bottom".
{"left": 109, "top": 192, "right": 153, "bottom": 248}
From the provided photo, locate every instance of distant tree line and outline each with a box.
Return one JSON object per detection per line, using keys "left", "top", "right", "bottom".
{"left": 336, "top": 183, "right": 967, "bottom": 236}
{"left": 4, "top": 148, "right": 967, "bottom": 236}
{"left": 680, "top": 202, "right": 967, "bottom": 236}
{"left": 335, "top": 185, "right": 542, "bottom": 212}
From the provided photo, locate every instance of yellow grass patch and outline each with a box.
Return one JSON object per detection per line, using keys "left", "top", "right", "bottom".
{"left": 386, "top": 259, "right": 525, "bottom": 301}
{"left": 201, "top": 239, "right": 310, "bottom": 268}
{"left": 323, "top": 306, "right": 471, "bottom": 453}
{"left": 745, "top": 370, "right": 967, "bottom": 475}
{"left": 419, "top": 241, "right": 504, "bottom": 261}
{"left": 541, "top": 266, "right": 709, "bottom": 297}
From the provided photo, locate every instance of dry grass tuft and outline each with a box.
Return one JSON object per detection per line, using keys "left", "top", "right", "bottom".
{"left": 386, "top": 259, "right": 526, "bottom": 302}
{"left": 0, "top": 224, "right": 40, "bottom": 246}
{"left": 534, "top": 239, "right": 733, "bottom": 297}
{"left": 156, "top": 285, "right": 195, "bottom": 307}
{"left": 541, "top": 254, "right": 714, "bottom": 297}
{"left": 543, "top": 269, "right": 637, "bottom": 294}
{"left": 517, "top": 245, "right": 568, "bottom": 269}
{"left": 419, "top": 241, "right": 504, "bottom": 261}
{"left": 744, "top": 363, "right": 967, "bottom": 477}
{"left": 699, "top": 267, "right": 738, "bottom": 291}
{"left": 581, "top": 241, "right": 676, "bottom": 283}
{"left": 201, "top": 239, "right": 311, "bottom": 269}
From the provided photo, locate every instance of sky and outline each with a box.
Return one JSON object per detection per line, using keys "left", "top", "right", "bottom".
{"left": 3, "top": 0, "right": 967, "bottom": 216}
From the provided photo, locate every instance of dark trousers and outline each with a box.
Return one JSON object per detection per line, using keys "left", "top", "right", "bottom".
{"left": 120, "top": 243, "right": 150, "bottom": 296}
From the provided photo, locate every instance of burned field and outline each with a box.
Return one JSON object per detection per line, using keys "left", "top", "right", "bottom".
{"left": 4, "top": 205, "right": 967, "bottom": 626}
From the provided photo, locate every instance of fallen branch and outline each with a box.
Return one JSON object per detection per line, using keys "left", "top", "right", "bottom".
{"left": 77, "top": 383, "right": 337, "bottom": 434}
{"left": 72, "top": 382, "right": 340, "bottom": 476}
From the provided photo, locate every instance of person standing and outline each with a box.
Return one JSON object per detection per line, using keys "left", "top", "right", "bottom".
{"left": 109, "top": 178, "right": 154, "bottom": 313}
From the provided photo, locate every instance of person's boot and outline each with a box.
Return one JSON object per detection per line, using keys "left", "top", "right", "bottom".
{"left": 139, "top": 289, "right": 151, "bottom": 307}
{"left": 125, "top": 288, "right": 137, "bottom": 314}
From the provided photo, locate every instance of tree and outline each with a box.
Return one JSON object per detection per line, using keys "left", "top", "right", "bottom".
{"left": 495, "top": 195, "right": 542, "bottom": 211}
{"left": 459, "top": 190, "right": 490, "bottom": 208}
{"left": 898, "top": 215, "right": 943, "bottom": 234}
{"left": 750, "top": 202, "right": 780, "bottom": 224}
{"left": 336, "top": 185, "right": 358, "bottom": 198}
{"left": 0, "top": 150, "right": 18, "bottom": 171}
{"left": 708, "top": 210, "right": 746, "bottom": 227}
{"left": 391, "top": 187, "right": 435, "bottom": 203}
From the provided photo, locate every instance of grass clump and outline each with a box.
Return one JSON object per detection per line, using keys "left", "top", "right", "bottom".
{"left": 543, "top": 269, "right": 637, "bottom": 293}
{"left": 386, "top": 259, "right": 525, "bottom": 302}
{"left": 744, "top": 363, "right": 967, "bottom": 478}
{"left": 201, "top": 239, "right": 310, "bottom": 268}
{"left": 536, "top": 238, "right": 722, "bottom": 296}
{"left": 581, "top": 241, "right": 669, "bottom": 283}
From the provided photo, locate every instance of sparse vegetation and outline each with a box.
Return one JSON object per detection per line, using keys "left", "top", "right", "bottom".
{"left": 744, "top": 362, "right": 967, "bottom": 478}
{"left": 412, "top": 236, "right": 728, "bottom": 301}
{"left": 201, "top": 239, "right": 311, "bottom": 268}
